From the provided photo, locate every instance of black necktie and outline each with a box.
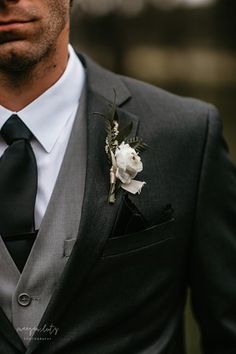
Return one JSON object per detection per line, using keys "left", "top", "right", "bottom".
{"left": 0, "top": 114, "right": 38, "bottom": 271}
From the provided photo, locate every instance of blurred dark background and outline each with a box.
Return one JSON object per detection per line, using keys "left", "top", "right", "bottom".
{"left": 70, "top": 1, "right": 236, "bottom": 353}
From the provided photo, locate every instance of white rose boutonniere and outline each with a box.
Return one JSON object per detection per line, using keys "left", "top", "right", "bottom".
{"left": 115, "top": 142, "right": 143, "bottom": 184}
{"left": 115, "top": 141, "right": 145, "bottom": 190}
{"left": 95, "top": 91, "right": 147, "bottom": 203}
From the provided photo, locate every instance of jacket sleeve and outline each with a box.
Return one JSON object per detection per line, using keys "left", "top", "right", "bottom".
{"left": 190, "top": 105, "right": 236, "bottom": 354}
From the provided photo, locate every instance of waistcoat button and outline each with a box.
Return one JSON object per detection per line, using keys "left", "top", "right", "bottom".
{"left": 18, "top": 293, "right": 32, "bottom": 307}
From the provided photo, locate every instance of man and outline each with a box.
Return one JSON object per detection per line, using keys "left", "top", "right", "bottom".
{"left": 0, "top": 0, "right": 235, "bottom": 353}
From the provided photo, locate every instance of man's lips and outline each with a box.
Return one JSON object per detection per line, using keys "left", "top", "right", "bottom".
{"left": 0, "top": 20, "right": 34, "bottom": 32}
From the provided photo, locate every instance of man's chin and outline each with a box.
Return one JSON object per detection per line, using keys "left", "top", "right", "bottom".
{"left": 0, "top": 42, "right": 38, "bottom": 73}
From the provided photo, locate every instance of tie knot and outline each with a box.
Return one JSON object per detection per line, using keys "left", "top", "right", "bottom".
{"left": 0, "top": 114, "right": 32, "bottom": 145}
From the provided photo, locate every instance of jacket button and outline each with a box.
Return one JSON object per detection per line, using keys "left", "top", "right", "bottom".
{"left": 18, "top": 293, "right": 32, "bottom": 307}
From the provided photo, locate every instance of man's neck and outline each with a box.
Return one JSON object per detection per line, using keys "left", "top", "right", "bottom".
{"left": 0, "top": 43, "right": 69, "bottom": 112}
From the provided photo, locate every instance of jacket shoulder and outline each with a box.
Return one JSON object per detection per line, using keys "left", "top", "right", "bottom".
{"left": 121, "top": 74, "right": 218, "bottom": 123}
{"left": 118, "top": 74, "right": 222, "bottom": 140}
{"left": 82, "top": 52, "right": 220, "bottom": 133}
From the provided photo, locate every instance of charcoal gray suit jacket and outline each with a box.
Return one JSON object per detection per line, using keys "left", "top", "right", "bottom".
{"left": 0, "top": 53, "right": 236, "bottom": 354}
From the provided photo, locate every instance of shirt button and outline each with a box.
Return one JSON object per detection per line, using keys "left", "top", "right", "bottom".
{"left": 18, "top": 293, "right": 32, "bottom": 307}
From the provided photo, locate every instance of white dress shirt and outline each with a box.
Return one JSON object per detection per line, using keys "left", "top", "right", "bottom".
{"left": 0, "top": 45, "right": 85, "bottom": 229}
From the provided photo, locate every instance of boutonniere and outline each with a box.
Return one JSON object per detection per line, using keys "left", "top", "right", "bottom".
{"left": 96, "top": 92, "right": 147, "bottom": 204}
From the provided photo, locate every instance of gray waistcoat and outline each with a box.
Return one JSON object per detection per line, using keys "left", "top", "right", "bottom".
{"left": 0, "top": 88, "right": 87, "bottom": 347}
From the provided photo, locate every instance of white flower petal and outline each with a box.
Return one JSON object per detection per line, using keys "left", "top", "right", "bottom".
{"left": 115, "top": 142, "right": 143, "bottom": 184}
{"left": 121, "top": 180, "right": 146, "bottom": 194}
{"left": 116, "top": 168, "right": 132, "bottom": 184}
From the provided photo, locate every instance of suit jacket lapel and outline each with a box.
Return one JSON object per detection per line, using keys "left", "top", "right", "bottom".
{"left": 26, "top": 55, "right": 139, "bottom": 353}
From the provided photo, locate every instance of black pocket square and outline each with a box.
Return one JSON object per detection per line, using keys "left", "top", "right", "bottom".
{"left": 111, "top": 196, "right": 175, "bottom": 238}
{"left": 110, "top": 195, "right": 148, "bottom": 237}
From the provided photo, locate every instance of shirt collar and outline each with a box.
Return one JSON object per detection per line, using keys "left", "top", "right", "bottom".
{"left": 0, "top": 45, "right": 85, "bottom": 153}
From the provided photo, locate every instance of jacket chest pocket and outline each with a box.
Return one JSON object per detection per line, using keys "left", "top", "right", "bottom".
{"left": 102, "top": 218, "right": 175, "bottom": 258}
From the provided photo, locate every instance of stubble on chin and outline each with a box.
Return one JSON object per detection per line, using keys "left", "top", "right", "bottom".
{"left": 0, "top": 15, "right": 61, "bottom": 86}
{"left": 0, "top": 40, "right": 56, "bottom": 88}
